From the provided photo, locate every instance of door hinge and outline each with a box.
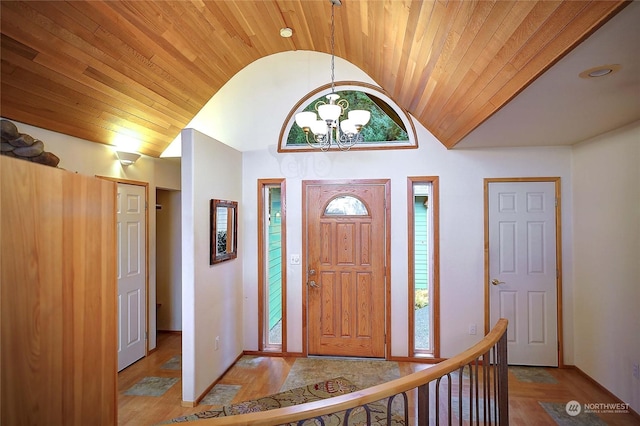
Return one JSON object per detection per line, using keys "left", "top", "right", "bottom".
{"left": 555, "top": 198, "right": 558, "bottom": 207}
{"left": 145, "top": 331, "right": 148, "bottom": 340}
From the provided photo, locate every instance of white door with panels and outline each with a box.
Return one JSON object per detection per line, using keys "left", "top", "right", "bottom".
{"left": 488, "top": 181, "right": 558, "bottom": 366}
{"left": 117, "top": 183, "right": 147, "bottom": 371}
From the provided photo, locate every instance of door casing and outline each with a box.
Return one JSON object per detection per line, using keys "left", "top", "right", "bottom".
{"left": 302, "top": 179, "right": 391, "bottom": 359}
{"left": 483, "top": 177, "right": 563, "bottom": 367}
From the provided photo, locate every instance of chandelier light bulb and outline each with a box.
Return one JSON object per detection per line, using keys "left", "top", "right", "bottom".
{"left": 348, "top": 110, "right": 371, "bottom": 127}
{"left": 295, "top": 111, "right": 317, "bottom": 129}
{"left": 311, "top": 119, "right": 329, "bottom": 136}
{"left": 318, "top": 103, "right": 341, "bottom": 122}
{"left": 340, "top": 119, "right": 356, "bottom": 134}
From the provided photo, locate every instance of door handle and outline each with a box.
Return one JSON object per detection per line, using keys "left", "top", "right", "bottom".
{"left": 491, "top": 278, "right": 505, "bottom": 286}
{"left": 308, "top": 280, "right": 319, "bottom": 288}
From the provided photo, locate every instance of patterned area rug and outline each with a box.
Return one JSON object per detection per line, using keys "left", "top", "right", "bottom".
{"left": 199, "top": 384, "right": 242, "bottom": 406}
{"left": 510, "top": 366, "right": 558, "bottom": 384}
{"left": 125, "top": 376, "right": 180, "bottom": 397}
{"left": 160, "top": 355, "right": 182, "bottom": 370}
{"left": 281, "top": 357, "right": 401, "bottom": 391}
{"left": 539, "top": 402, "right": 607, "bottom": 425}
{"left": 162, "top": 377, "right": 405, "bottom": 425}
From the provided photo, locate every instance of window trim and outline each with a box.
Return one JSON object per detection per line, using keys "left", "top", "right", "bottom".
{"left": 278, "top": 81, "right": 418, "bottom": 152}
{"left": 407, "top": 176, "right": 440, "bottom": 359}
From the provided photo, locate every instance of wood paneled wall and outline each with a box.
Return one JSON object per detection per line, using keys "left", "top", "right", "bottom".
{"left": 1, "top": 156, "right": 117, "bottom": 425}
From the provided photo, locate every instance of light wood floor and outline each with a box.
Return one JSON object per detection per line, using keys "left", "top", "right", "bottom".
{"left": 118, "top": 332, "right": 638, "bottom": 425}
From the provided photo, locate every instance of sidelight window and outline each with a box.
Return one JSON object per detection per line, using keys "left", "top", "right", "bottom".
{"left": 408, "top": 177, "right": 439, "bottom": 357}
{"left": 258, "top": 179, "right": 286, "bottom": 352}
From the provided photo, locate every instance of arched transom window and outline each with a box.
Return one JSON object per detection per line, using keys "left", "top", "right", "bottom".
{"left": 279, "top": 82, "right": 418, "bottom": 152}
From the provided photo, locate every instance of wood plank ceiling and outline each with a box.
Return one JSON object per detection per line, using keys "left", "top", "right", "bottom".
{"left": 0, "top": 1, "right": 627, "bottom": 157}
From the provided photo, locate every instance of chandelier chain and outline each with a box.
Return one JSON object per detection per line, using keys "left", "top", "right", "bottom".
{"left": 330, "top": 3, "right": 335, "bottom": 93}
{"left": 293, "top": 0, "right": 370, "bottom": 151}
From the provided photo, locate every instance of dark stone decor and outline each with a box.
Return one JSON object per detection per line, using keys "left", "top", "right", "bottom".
{"left": 1, "top": 119, "right": 60, "bottom": 167}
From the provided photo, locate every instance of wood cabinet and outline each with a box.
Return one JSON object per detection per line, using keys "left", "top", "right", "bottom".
{"left": 1, "top": 156, "right": 117, "bottom": 425}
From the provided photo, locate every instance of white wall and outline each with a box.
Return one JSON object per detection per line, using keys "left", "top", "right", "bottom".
{"left": 157, "top": 189, "right": 182, "bottom": 331}
{"left": 241, "top": 137, "right": 575, "bottom": 359}
{"left": 181, "top": 129, "right": 243, "bottom": 403}
{"left": 572, "top": 121, "right": 640, "bottom": 412}
{"left": 1, "top": 118, "right": 181, "bottom": 351}
{"left": 185, "top": 51, "right": 574, "bottom": 363}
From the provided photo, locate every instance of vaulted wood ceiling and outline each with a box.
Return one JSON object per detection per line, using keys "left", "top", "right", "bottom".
{"left": 0, "top": 1, "right": 627, "bottom": 157}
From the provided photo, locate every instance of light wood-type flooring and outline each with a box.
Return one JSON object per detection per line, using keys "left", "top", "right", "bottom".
{"left": 118, "top": 332, "right": 638, "bottom": 425}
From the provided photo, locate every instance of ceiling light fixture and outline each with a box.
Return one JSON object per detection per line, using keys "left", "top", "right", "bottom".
{"left": 294, "top": 0, "right": 370, "bottom": 151}
{"left": 280, "top": 27, "right": 293, "bottom": 38}
{"left": 116, "top": 150, "right": 141, "bottom": 166}
{"left": 579, "top": 64, "right": 621, "bottom": 79}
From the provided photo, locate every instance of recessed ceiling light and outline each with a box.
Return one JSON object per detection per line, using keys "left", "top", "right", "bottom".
{"left": 588, "top": 68, "right": 612, "bottom": 77}
{"left": 579, "top": 64, "right": 621, "bottom": 79}
{"left": 280, "top": 27, "right": 293, "bottom": 38}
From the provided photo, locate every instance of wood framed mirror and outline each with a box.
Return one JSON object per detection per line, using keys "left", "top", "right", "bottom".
{"left": 210, "top": 199, "right": 238, "bottom": 264}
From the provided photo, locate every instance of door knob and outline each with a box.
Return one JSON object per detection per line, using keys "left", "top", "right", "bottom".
{"left": 308, "top": 280, "right": 318, "bottom": 288}
{"left": 491, "top": 278, "right": 505, "bottom": 286}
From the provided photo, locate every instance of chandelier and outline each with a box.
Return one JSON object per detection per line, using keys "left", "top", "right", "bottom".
{"left": 294, "top": 0, "right": 371, "bottom": 151}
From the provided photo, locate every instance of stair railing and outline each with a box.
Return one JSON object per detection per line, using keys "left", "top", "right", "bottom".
{"left": 182, "top": 318, "right": 509, "bottom": 425}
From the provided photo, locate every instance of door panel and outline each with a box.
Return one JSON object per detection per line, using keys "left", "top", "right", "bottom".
{"left": 488, "top": 181, "right": 558, "bottom": 366}
{"left": 117, "top": 183, "right": 147, "bottom": 371}
{"left": 305, "top": 183, "right": 387, "bottom": 358}
{"left": 126, "top": 289, "right": 142, "bottom": 345}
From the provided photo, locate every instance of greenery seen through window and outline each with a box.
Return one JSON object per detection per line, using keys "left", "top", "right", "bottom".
{"left": 286, "top": 90, "right": 409, "bottom": 146}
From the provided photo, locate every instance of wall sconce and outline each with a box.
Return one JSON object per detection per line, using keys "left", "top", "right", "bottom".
{"left": 116, "top": 151, "right": 141, "bottom": 166}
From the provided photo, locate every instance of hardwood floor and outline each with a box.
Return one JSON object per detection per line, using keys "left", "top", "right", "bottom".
{"left": 118, "top": 332, "right": 638, "bottom": 425}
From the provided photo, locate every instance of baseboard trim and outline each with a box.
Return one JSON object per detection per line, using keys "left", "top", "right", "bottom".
{"left": 566, "top": 365, "right": 640, "bottom": 420}
{"left": 389, "top": 355, "right": 446, "bottom": 364}
{"left": 243, "top": 350, "right": 305, "bottom": 357}
{"left": 182, "top": 352, "right": 244, "bottom": 407}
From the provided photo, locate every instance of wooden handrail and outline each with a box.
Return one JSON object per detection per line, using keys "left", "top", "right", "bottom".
{"left": 183, "top": 319, "right": 509, "bottom": 425}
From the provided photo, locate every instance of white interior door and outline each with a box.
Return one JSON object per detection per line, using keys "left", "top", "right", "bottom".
{"left": 117, "top": 183, "right": 147, "bottom": 371}
{"left": 488, "top": 181, "right": 558, "bottom": 366}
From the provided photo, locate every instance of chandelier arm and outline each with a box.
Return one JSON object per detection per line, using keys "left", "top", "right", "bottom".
{"left": 314, "top": 100, "right": 326, "bottom": 113}
{"left": 336, "top": 99, "right": 349, "bottom": 115}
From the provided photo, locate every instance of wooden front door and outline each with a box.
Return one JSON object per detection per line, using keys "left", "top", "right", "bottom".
{"left": 304, "top": 181, "right": 388, "bottom": 358}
